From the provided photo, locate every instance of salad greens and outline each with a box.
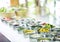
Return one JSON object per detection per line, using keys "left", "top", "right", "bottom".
{"left": 0, "top": 7, "right": 7, "bottom": 13}
{"left": 44, "top": 23, "right": 55, "bottom": 28}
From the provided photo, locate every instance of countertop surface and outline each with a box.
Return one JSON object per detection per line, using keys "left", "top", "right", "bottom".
{"left": 0, "top": 33, "right": 10, "bottom": 42}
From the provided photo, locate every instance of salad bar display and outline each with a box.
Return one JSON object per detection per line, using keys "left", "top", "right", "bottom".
{"left": 0, "top": 16, "right": 60, "bottom": 42}
{"left": 0, "top": 7, "right": 60, "bottom": 42}
{"left": 0, "top": 0, "right": 60, "bottom": 42}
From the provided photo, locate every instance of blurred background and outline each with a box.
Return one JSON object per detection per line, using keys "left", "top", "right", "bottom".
{"left": 0, "top": 0, "right": 60, "bottom": 27}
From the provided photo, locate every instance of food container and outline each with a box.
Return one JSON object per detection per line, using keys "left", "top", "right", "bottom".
{"left": 15, "top": 8, "right": 28, "bottom": 19}
{"left": 1, "top": 12, "right": 15, "bottom": 18}
{"left": 23, "top": 29, "right": 35, "bottom": 38}
{"left": 29, "top": 34, "right": 40, "bottom": 42}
